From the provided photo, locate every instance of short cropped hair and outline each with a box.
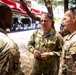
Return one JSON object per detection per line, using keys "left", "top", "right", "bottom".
{"left": 43, "top": 13, "right": 53, "bottom": 20}
{"left": 67, "top": 7, "right": 76, "bottom": 18}
{"left": 41, "top": 13, "right": 55, "bottom": 29}
{"left": 0, "top": 2, "right": 11, "bottom": 17}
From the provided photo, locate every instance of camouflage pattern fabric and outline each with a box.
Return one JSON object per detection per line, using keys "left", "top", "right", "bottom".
{"left": 0, "top": 28, "right": 24, "bottom": 75}
{"left": 62, "top": 31, "right": 76, "bottom": 75}
{"left": 28, "top": 29, "right": 63, "bottom": 75}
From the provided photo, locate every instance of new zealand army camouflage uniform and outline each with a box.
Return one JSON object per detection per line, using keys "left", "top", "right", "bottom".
{"left": 28, "top": 29, "right": 63, "bottom": 75}
{"left": 62, "top": 31, "right": 76, "bottom": 75}
{"left": 0, "top": 28, "right": 24, "bottom": 75}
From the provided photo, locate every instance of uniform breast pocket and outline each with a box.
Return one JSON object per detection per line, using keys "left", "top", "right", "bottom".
{"left": 35, "top": 36, "right": 42, "bottom": 49}
{"left": 35, "top": 37, "right": 40, "bottom": 44}
{"left": 46, "top": 41, "right": 56, "bottom": 51}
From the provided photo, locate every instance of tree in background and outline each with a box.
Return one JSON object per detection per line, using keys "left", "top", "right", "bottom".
{"left": 19, "top": 0, "right": 55, "bottom": 29}
{"left": 19, "top": 0, "right": 76, "bottom": 29}
{"left": 20, "top": 0, "right": 53, "bottom": 21}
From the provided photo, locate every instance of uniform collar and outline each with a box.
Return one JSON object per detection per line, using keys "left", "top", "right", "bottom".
{"left": 0, "top": 28, "right": 7, "bottom": 35}
{"left": 43, "top": 29, "right": 56, "bottom": 37}
{"left": 66, "top": 31, "right": 76, "bottom": 41}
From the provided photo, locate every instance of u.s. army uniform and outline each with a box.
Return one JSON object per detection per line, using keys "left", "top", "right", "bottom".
{"left": 28, "top": 29, "right": 63, "bottom": 75}
{"left": 0, "top": 28, "right": 23, "bottom": 75}
{"left": 62, "top": 31, "right": 76, "bottom": 75}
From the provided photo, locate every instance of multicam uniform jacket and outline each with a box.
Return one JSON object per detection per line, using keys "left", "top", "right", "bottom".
{"left": 0, "top": 28, "right": 22, "bottom": 75}
{"left": 28, "top": 29, "right": 63, "bottom": 75}
{"left": 61, "top": 31, "right": 76, "bottom": 75}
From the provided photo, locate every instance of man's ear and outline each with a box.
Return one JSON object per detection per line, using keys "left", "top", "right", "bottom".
{"left": 74, "top": 16, "right": 76, "bottom": 21}
{"left": 3, "top": 14, "right": 8, "bottom": 21}
{"left": 50, "top": 20, "right": 53, "bottom": 24}
{"left": 73, "top": 16, "right": 76, "bottom": 23}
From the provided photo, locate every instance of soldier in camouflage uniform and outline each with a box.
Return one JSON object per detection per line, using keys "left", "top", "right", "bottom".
{"left": 28, "top": 13, "right": 63, "bottom": 75}
{"left": 0, "top": 2, "right": 24, "bottom": 75}
{"left": 58, "top": 7, "right": 76, "bottom": 75}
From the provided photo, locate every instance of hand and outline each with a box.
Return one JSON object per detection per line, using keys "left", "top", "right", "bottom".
{"left": 34, "top": 50, "right": 41, "bottom": 58}
{"left": 41, "top": 52, "right": 50, "bottom": 60}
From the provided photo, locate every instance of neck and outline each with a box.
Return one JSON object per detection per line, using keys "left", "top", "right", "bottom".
{"left": 70, "top": 29, "right": 76, "bottom": 34}
{"left": 0, "top": 23, "right": 6, "bottom": 31}
{"left": 69, "top": 26, "right": 76, "bottom": 34}
{"left": 43, "top": 28, "right": 53, "bottom": 33}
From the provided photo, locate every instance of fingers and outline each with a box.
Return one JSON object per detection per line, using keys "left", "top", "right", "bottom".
{"left": 41, "top": 52, "right": 50, "bottom": 60}
{"left": 34, "top": 50, "right": 41, "bottom": 57}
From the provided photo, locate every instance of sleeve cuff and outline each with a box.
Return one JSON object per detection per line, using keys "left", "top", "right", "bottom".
{"left": 49, "top": 51, "right": 61, "bottom": 56}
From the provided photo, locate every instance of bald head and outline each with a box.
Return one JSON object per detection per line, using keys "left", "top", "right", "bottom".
{"left": 0, "top": 2, "right": 13, "bottom": 30}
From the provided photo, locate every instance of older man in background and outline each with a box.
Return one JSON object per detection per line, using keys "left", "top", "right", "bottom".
{"left": 59, "top": 7, "right": 76, "bottom": 75}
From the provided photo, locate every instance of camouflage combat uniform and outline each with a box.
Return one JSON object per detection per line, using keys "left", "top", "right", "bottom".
{"left": 62, "top": 31, "right": 76, "bottom": 75}
{"left": 0, "top": 28, "right": 24, "bottom": 75}
{"left": 28, "top": 29, "right": 63, "bottom": 75}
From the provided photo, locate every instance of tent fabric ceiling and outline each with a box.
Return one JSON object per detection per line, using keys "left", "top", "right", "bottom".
{"left": 11, "top": 8, "right": 28, "bottom": 17}
{"left": 0, "top": 0, "right": 44, "bottom": 16}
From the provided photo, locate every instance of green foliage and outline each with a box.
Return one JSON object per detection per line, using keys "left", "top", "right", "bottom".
{"left": 37, "top": 0, "right": 64, "bottom": 7}
{"left": 69, "top": 0, "right": 76, "bottom": 8}
{"left": 30, "top": 0, "right": 76, "bottom": 8}
{"left": 35, "top": 0, "right": 76, "bottom": 7}
{"left": 37, "top": 0, "right": 45, "bottom": 4}
{"left": 53, "top": 1, "right": 64, "bottom": 6}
